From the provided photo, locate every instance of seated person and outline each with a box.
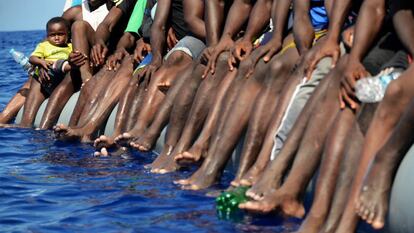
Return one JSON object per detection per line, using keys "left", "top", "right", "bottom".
{"left": 19, "top": 17, "right": 73, "bottom": 127}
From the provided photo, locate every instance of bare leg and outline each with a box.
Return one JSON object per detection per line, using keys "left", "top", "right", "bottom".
{"left": 132, "top": 62, "right": 202, "bottom": 152}
{"left": 240, "top": 62, "right": 346, "bottom": 217}
{"left": 177, "top": 49, "right": 299, "bottom": 190}
{"left": 39, "top": 70, "right": 81, "bottom": 129}
{"left": 19, "top": 78, "right": 47, "bottom": 127}
{"left": 150, "top": 54, "right": 232, "bottom": 172}
{"left": 336, "top": 65, "right": 414, "bottom": 233}
{"left": 115, "top": 51, "right": 192, "bottom": 147}
{"left": 0, "top": 78, "right": 31, "bottom": 124}
{"left": 297, "top": 108, "right": 354, "bottom": 233}
{"left": 57, "top": 57, "right": 134, "bottom": 142}
{"left": 356, "top": 99, "right": 414, "bottom": 230}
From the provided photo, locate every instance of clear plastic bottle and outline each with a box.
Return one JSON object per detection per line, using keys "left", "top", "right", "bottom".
{"left": 9, "top": 48, "right": 33, "bottom": 73}
{"left": 355, "top": 68, "right": 402, "bottom": 103}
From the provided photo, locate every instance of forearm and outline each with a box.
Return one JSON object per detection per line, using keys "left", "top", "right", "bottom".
{"left": 271, "top": 0, "right": 292, "bottom": 42}
{"left": 293, "top": 0, "right": 314, "bottom": 54}
{"left": 116, "top": 32, "right": 137, "bottom": 52}
{"left": 393, "top": 10, "right": 414, "bottom": 56}
{"left": 349, "top": 0, "right": 386, "bottom": 61}
{"left": 205, "top": 0, "right": 225, "bottom": 46}
{"left": 95, "top": 7, "right": 123, "bottom": 46}
{"left": 29, "top": 56, "right": 45, "bottom": 66}
{"left": 184, "top": 0, "right": 206, "bottom": 39}
{"left": 242, "top": 0, "right": 273, "bottom": 42}
{"left": 149, "top": 0, "right": 171, "bottom": 63}
{"left": 325, "top": 0, "right": 353, "bottom": 42}
{"left": 221, "top": 0, "right": 253, "bottom": 39}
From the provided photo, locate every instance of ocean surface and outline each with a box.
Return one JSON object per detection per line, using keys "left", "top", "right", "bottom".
{"left": 0, "top": 30, "right": 302, "bottom": 233}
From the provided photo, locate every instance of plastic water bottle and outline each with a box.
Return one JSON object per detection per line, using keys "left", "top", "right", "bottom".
{"left": 216, "top": 186, "right": 248, "bottom": 221}
{"left": 9, "top": 48, "right": 32, "bottom": 73}
{"left": 355, "top": 69, "right": 402, "bottom": 103}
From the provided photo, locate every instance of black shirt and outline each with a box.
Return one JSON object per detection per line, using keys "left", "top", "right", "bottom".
{"left": 169, "top": 0, "right": 188, "bottom": 40}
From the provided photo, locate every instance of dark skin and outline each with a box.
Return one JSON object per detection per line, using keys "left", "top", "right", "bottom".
{"left": 112, "top": 0, "right": 202, "bottom": 151}
{"left": 139, "top": 0, "right": 254, "bottom": 173}
{"left": 229, "top": 0, "right": 290, "bottom": 186}
{"left": 19, "top": 22, "right": 70, "bottom": 127}
{"left": 356, "top": 2, "right": 414, "bottom": 229}
{"left": 174, "top": 0, "right": 290, "bottom": 168}
{"left": 39, "top": 0, "right": 116, "bottom": 129}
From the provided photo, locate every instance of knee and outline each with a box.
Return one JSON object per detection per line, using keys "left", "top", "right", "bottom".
{"left": 384, "top": 80, "right": 404, "bottom": 103}
{"left": 270, "top": 60, "right": 288, "bottom": 76}
{"left": 71, "top": 20, "right": 89, "bottom": 34}
{"left": 165, "top": 51, "right": 189, "bottom": 66}
{"left": 216, "top": 52, "right": 230, "bottom": 65}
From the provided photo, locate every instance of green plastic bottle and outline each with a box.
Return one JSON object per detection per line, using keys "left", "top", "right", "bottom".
{"left": 216, "top": 186, "right": 249, "bottom": 221}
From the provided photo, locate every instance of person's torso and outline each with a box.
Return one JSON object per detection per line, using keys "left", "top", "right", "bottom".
{"left": 169, "top": 0, "right": 188, "bottom": 40}
{"left": 81, "top": 0, "right": 111, "bottom": 31}
{"left": 34, "top": 41, "right": 73, "bottom": 61}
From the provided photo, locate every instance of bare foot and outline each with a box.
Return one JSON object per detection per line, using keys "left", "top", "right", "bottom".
{"left": 240, "top": 189, "right": 305, "bottom": 218}
{"left": 174, "top": 165, "right": 219, "bottom": 190}
{"left": 114, "top": 132, "right": 135, "bottom": 148}
{"left": 146, "top": 145, "right": 174, "bottom": 171}
{"left": 355, "top": 166, "right": 391, "bottom": 230}
{"left": 245, "top": 170, "right": 281, "bottom": 201}
{"left": 239, "top": 165, "right": 265, "bottom": 187}
{"left": 130, "top": 131, "right": 158, "bottom": 152}
{"left": 94, "top": 135, "right": 115, "bottom": 150}
{"left": 54, "top": 124, "right": 83, "bottom": 141}
{"left": 155, "top": 155, "right": 180, "bottom": 174}
{"left": 174, "top": 144, "right": 206, "bottom": 165}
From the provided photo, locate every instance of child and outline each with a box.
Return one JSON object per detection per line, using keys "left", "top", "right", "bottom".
{"left": 30, "top": 16, "right": 72, "bottom": 95}
{"left": 18, "top": 17, "right": 73, "bottom": 127}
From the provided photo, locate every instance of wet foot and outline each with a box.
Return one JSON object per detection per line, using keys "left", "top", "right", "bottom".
{"left": 94, "top": 135, "right": 115, "bottom": 150}
{"left": 355, "top": 166, "right": 391, "bottom": 230}
{"left": 174, "top": 144, "right": 205, "bottom": 166}
{"left": 240, "top": 189, "right": 305, "bottom": 218}
{"left": 130, "top": 131, "right": 158, "bottom": 152}
{"left": 53, "top": 124, "right": 85, "bottom": 142}
{"left": 94, "top": 146, "right": 128, "bottom": 157}
{"left": 239, "top": 165, "right": 265, "bottom": 187}
{"left": 245, "top": 170, "right": 281, "bottom": 201}
{"left": 174, "top": 165, "right": 219, "bottom": 190}
{"left": 154, "top": 155, "right": 180, "bottom": 174}
{"left": 114, "top": 132, "right": 135, "bottom": 148}
{"left": 146, "top": 144, "right": 174, "bottom": 171}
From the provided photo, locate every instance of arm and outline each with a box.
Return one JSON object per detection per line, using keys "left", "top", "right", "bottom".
{"left": 204, "top": 0, "right": 225, "bottom": 46}
{"left": 293, "top": 0, "right": 314, "bottom": 55}
{"left": 149, "top": 0, "right": 172, "bottom": 67}
{"left": 91, "top": 6, "right": 124, "bottom": 65}
{"left": 29, "top": 56, "right": 50, "bottom": 69}
{"left": 392, "top": 1, "right": 414, "bottom": 56}
{"left": 106, "top": 32, "right": 137, "bottom": 70}
{"left": 62, "top": 6, "right": 82, "bottom": 25}
{"left": 203, "top": 0, "right": 254, "bottom": 76}
{"left": 230, "top": 0, "right": 273, "bottom": 63}
{"left": 340, "top": 0, "right": 386, "bottom": 109}
{"left": 304, "top": 0, "right": 353, "bottom": 77}
{"left": 183, "top": 0, "right": 205, "bottom": 39}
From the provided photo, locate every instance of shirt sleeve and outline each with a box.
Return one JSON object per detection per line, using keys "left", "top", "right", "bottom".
{"left": 124, "top": 0, "right": 148, "bottom": 35}
{"left": 31, "top": 41, "right": 46, "bottom": 58}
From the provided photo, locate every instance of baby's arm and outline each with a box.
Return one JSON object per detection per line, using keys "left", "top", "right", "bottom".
{"left": 29, "top": 56, "right": 52, "bottom": 70}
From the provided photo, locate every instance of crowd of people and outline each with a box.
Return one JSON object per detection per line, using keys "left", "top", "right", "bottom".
{"left": 1, "top": 0, "right": 413, "bottom": 232}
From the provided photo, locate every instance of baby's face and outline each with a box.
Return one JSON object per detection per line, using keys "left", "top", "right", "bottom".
{"left": 47, "top": 23, "right": 68, "bottom": 47}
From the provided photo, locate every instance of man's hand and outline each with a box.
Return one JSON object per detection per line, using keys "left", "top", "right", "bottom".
{"left": 304, "top": 36, "right": 341, "bottom": 79}
{"left": 340, "top": 56, "right": 369, "bottom": 109}
{"left": 241, "top": 38, "right": 282, "bottom": 75}
{"left": 91, "top": 41, "right": 109, "bottom": 66}
{"left": 137, "top": 58, "right": 162, "bottom": 88}
{"left": 202, "top": 36, "right": 234, "bottom": 78}
{"left": 133, "top": 39, "right": 151, "bottom": 63}
{"left": 68, "top": 50, "right": 88, "bottom": 68}
{"left": 106, "top": 49, "right": 128, "bottom": 71}
{"left": 228, "top": 38, "right": 253, "bottom": 71}
{"left": 167, "top": 27, "right": 178, "bottom": 50}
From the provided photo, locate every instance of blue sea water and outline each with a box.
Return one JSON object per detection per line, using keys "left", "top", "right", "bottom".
{"left": 0, "top": 31, "right": 303, "bottom": 233}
